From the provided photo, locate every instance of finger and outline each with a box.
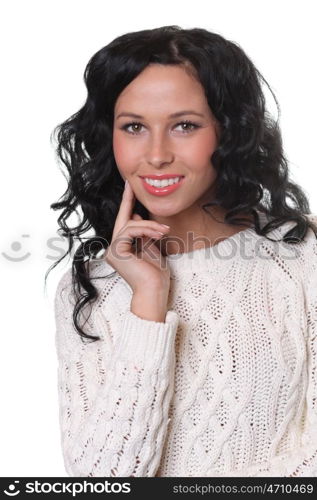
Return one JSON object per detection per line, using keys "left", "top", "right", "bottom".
{"left": 136, "top": 236, "right": 168, "bottom": 271}
{"left": 119, "top": 219, "right": 170, "bottom": 236}
{"left": 131, "top": 214, "right": 156, "bottom": 254}
{"left": 132, "top": 222, "right": 167, "bottom": 258}
{"left": 112, "top": 180, "right": 135, "bottom": 238}
{"left": 111, "top": 226, "right": 166, "bottom": 258}
{"left": 131, "top": 213, "right": 143, "bottom": 221}
{"left": 140, "top": 235, "right": 166, "bottom": 261}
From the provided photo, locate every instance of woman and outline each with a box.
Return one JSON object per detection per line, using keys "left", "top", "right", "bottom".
{"left": 49, "top": 25, "right": 317, "bottom": 477}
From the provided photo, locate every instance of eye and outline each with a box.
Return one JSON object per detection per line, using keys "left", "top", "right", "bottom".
{"left": 174, "top": 120, "right": 200, "bottom": 133}
{"left": 121, "top": 122, "right": 144, "bottom": 134}
{"left": 120, "top": 120, "right": 200, "bottom": 135}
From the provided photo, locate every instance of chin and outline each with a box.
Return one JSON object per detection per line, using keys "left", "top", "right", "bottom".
{"left": 144, "top": 202, "right": 181, "bottom": 217}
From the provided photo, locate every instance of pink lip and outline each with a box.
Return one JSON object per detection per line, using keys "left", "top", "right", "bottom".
{"left": 140, "top": 176, "right": 185, "bottom": 196}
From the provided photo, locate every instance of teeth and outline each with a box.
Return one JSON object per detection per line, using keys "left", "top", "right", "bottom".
{"left": 144, "top": 177, "right": 182, "bottom": 187}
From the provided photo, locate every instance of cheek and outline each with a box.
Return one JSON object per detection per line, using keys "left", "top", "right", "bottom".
{"left": 183, "top": 136, "right": 216, "bottom": 172}
{"left": 112, "top": 132, "right": 126, "bottom": 165}
{"left": 112, "top": 133, "right": 139, "bottom": 180}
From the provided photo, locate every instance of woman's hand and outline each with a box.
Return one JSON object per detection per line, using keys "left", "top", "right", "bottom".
{"left": 104, "top": 180, "right": 171, "bottom": 296}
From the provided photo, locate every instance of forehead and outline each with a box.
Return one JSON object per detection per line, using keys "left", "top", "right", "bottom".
{"left": 114, "top": 64, "right": 207, "bottom": 111}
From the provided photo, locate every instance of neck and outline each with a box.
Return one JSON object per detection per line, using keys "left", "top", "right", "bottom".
{"left": 150, "top": 204, "right": 254, "bottom": 256}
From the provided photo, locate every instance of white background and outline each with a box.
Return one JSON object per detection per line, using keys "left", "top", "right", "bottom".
{"left": 0, "top": 0, "right": 316, "bottom": 476}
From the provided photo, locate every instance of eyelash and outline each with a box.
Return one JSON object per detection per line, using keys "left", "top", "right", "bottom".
{"left": 120, "top": 120, "right": 200, "bottom": 135}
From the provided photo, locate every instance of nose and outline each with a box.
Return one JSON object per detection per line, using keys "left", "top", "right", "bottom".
{"left": 145, "top": 130, "right": 174, "bottom": 168}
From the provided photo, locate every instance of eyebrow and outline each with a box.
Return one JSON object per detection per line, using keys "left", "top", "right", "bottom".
{"left": 115, "top": 110, "right": 205, "bottom": 120}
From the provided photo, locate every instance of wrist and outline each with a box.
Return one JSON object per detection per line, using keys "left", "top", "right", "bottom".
{"left": 131, "top": 288, "right": 169, "bottom": 323}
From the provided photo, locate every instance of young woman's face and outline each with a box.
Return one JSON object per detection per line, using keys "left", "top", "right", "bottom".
{"left": 112, "top": 63, "right": 221, "bottom": 217}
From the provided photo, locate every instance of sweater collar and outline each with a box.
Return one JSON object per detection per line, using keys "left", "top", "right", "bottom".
{"left": 91, "top": 210, "right": 297, "bottom": 279}
{"left": 164, "top": 210, "right": 290, "bottom": 278}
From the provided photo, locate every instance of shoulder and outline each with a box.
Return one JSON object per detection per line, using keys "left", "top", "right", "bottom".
{"left": 88, "top": 257, "right": 118, "bottom": 281}
{"left": 54, "top": 266, "right": 73, "bottom": 310}
{"left": 254, "top": 213, "right": 317, "bottom": 288}
{"left": 54, "top": 259, "right": 117, "bottom": 350}
{"left": 305, "top": 213, "right": 317, "bottom": 227}
{"left": 255, "top": 215, "right": 317, "bottom": 338}
{"left": 301, "top": 214, "right": 317, "bottom": 300}
{"left": 294, "top": 214, "right": 317, "bottom": 282}
{"left": 54, "top": 258, "right": 118, "bottom": 308}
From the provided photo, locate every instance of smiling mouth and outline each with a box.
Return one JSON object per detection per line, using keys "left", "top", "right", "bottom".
{"left": 141, "top": 176, "right": 184, "bottom": 187}
{"left": 139, "top": 176, "right": 185, "bottom": 196}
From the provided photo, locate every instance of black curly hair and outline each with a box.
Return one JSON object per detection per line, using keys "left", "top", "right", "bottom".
{"left": 45, "top": 25, "right": 317, "bottom": 343}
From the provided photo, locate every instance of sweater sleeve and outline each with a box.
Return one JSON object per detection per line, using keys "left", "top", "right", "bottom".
{"left": 54, "top": 269, "right": 179, "bottom": 477}
{"left": 256, "top": 229, "right": 317, "bottom": 477}
{"left": 225, "top": 302, "right": 317, "bottom": 477}
{"left": 215, "top": 225, "right": 317, "bottom": 478}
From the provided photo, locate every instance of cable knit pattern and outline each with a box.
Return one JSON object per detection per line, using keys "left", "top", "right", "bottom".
{"left": 54, "top": 211, "right": 317, "bottom": 476}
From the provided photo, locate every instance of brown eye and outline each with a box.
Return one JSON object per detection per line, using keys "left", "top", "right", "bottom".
{"left": 175, "top": 121, "right": 200, "bottom": 133}
{"left": 121, "top": 122, "right": 144, "bottom": 134}
{"left": 120, "top": 120, "right": 200, "bottom": 135}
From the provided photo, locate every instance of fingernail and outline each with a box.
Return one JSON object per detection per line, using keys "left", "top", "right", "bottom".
{"left": 125, "top": 179, "right": 128, "bottom": 187}
{"left": 161, "top": 224, "right": 170, "bottom": 228}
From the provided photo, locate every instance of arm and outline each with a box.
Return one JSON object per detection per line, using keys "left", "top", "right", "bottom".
{"left": 220, "top": 291, "right": 317, "bottom": 477}
{"left": 54, "top": 270, "right": 179, "bottom": 477}
{"left": 216, "top": 225, "right": 317, "bottom": 478}
{"left": 256, "top": 236, "right": 317, "bottom": 477}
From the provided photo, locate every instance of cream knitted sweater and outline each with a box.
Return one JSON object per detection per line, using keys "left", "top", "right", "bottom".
{"left": 54, "top": 211, "right": 317, "bottom": 477}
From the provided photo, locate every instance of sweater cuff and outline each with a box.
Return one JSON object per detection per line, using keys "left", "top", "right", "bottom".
{"left": 115, "top": 309, "right": 179, "bottom": 370}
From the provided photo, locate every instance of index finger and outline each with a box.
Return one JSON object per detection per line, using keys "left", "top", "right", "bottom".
{"left": 112, "top": 180, "right": 135, "bottom": 238}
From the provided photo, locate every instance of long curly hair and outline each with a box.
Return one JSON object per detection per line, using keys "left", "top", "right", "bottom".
{"left": 46, "top": 25, "right": 317, "bottom": 343}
